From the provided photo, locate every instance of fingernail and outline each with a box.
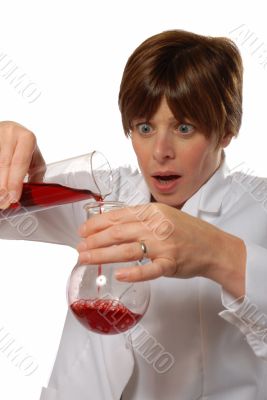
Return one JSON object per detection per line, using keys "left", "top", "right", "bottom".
{"left": 115, "top": 270, "right": 129, "bottom": 281}
{"left": 0, "top": 202, "right": 11, "bottom": 210}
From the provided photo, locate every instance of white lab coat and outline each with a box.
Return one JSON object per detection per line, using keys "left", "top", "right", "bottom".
{"left": 1, "top": 158, "right": 267, "bottom": 400}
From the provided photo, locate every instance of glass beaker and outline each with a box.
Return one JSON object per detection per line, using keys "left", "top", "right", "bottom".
{"left": 0, "top": 151, "right": 112, "bottom": 220}
{"left": 67, "top": 201, "right": 150, "bottom": 335}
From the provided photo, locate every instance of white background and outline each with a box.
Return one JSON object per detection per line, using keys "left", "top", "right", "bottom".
{"left": 0, "top": 1, "right": 267, "bottom": 398}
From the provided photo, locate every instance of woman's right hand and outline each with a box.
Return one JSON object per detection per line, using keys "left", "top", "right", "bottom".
{"left": 0, "top": 121, "right": 46, "bottom": 209}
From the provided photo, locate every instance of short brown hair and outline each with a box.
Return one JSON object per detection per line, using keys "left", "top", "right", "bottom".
{"left": 118, "top": 29, "right": 243, "bottom": 147}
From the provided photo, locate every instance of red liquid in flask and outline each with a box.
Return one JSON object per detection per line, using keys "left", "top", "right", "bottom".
{"left": 1, "top": 182, "right": 103, "bottom": 217}
{"left": 71, "top": 299, "right": 142, "bottom": 334}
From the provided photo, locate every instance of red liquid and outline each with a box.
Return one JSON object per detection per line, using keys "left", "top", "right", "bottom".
{"left": 1, "top": 182, "right": 102, "bottom": 218}
{"left": 70, "top": 298, "right": 142, "bottom": 334}
{"left": 98, "top": 205, "right": 103, "bottom": 285}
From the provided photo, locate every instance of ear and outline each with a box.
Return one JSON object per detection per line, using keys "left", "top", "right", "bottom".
{"left": 220, "top": 132, "right": 233, "bottom": 148}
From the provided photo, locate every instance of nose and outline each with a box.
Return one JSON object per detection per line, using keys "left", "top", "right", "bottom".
{"left": 152, "top": 131, "right": 176, "bottom": 163}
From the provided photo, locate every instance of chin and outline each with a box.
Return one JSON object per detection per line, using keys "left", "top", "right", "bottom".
{"left": 151, "top": 192, "right": 186, "bottom": 209}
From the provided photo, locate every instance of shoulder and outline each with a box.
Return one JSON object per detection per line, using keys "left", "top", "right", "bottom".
{"left": 221, "top": 170, "right": 267, "bottom": 238}
{"left": 229, "top": 169, "right": 267, "bottom": 210}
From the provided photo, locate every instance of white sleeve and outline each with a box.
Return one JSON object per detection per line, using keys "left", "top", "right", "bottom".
{"left": 219, "top": 241, "right": 267, "bottom": 360}
{"left": 0, "top": 201, "right": 84, "bottom": 248}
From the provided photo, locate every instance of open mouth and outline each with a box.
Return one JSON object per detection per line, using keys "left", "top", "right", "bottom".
{"left": 154, "top": 175, "right": 181, "bottom": 184}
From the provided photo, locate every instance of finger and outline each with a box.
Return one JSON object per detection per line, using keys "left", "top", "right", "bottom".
{"left": 77, "top": 222, "right": 147, "bottom": 251}
{"left": 7, "top": 134, "right": 37, "bottom": 199}
{"left": 78, "top": 204, "right": 154, "bottom": 237}
{"left": 0, "top": 138, "right": 17, "bottom": 189}
{"left": 0, "top": 188, "right": 12, "bottom": 209}
{"left": 115, "top": 259, "right": 173, "bottom": 282}
{"left": 78, "top": 242, "right": 146, "bottom": 265}
{"left": 28, "top": 145, "right": 47, "bottom": 182}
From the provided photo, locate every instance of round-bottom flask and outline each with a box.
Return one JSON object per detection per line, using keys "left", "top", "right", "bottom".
{"left": 67, "top": 201, "right": 150, "bottom": 335}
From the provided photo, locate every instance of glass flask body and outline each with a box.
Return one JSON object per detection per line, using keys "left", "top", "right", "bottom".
{"left": 0, "top": 150, "right": 112, "bottom": 220}
{"left": 67, "top": 201, "right": 150, "bottom": 335}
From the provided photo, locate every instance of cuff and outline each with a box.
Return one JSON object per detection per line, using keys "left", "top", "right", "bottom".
{"left": 219, "top": 241, "right": 267, "bottom": 360}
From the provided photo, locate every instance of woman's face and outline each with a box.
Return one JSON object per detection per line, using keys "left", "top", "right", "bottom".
{"left": 131, "top": 97, "right": 232, "bottom": 208}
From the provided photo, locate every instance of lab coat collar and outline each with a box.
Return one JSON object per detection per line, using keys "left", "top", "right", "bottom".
{"left": 122, "top": 154, "right": 232, "bottom": 218}
{"left": 181, "top": 155, "right": 232, "bottom": 217}
{"left": 198, "top": 156, "right": 232, "bottom": 213}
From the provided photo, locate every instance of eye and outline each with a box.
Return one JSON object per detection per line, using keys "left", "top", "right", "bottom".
{"left": 136, "top": 123, "right": 153, "bottom": 135}
{"left": 177, "top": 123, "right": 194, "bottom": 135}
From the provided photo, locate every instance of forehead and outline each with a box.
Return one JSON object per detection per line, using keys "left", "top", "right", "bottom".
{"left": 132, "top": 97, "right": 175, "bottom": 121}
{"left": 133, "top": 101, "right": 191, "bottom": 124}
{"left": 152, "top": 97, "right": 174, "bottom": 118}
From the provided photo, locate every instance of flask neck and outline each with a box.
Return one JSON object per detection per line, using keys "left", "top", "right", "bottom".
{"left": 83, "top": 201, "right": 125, "bottom": 219}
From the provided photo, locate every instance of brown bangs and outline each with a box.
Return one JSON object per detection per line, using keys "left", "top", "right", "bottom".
{"left": 118, "top": 30, "right": 243, "bottom": 146}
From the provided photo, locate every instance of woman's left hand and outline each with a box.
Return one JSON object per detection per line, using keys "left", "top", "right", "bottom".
{"left": 77, "top": 203, "right": 246, "bottom": 297}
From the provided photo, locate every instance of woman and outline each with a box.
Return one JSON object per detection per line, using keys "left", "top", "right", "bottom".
{"left": 1, "top": 30, "right": 267, "bottom": 399}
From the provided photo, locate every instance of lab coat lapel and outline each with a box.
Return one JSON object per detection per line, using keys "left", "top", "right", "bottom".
{"left": 182, "top": 159, "right": 233, "bottom": 219}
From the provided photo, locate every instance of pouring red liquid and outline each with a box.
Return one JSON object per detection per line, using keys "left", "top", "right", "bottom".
{"left": 0, "top": 182, "right": 103, "bottom": 219}
{"left": 12, "top": 182, "right": 102, "bottom": 208}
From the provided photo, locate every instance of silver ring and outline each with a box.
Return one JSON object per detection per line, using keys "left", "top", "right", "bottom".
{"left": 139, "top": 240, "right": 148, "bottom": 260}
